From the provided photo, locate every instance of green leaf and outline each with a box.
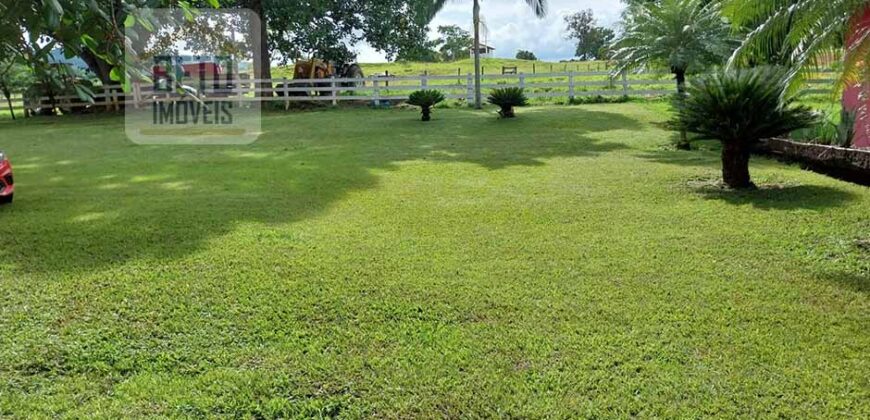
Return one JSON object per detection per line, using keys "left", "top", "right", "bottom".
{"left": 74, "top": 84, "right": 96, "bottom": 104}
{"left": 205, "top": 0, "right": 220, "bottom": 8}
{"left": 110, "top": 67, "right": 123, "bottom": 82}
{"left": 81, "top": 34, "right": 99, "bottom": 52}
{"left": 124, "top": 15, "right": 136, "bottom": 28}
{"left": 47, "top": 0, "right": 63, "bottom": 15}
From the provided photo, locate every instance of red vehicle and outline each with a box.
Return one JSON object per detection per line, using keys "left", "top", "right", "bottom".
{"left": 0, "top": 151, "right": 13, "bottom": 204}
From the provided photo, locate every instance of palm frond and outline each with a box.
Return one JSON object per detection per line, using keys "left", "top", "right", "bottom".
{"left": 522, "top": 0, "right": 546, "bottom": 18}
{"left": 610, "top": 0, "right": 733, "bottom": 75}
{"left": 725, "top": 0, "right": 870, "bottom": 91}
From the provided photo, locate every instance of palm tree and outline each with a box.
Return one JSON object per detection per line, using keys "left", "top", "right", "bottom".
{"left": 724, "top": 0, "right": 870, "bottom": 89}
{"left": 425, "top": 0, "right": 546, "bottom": 109}
{"left": 610, "top": 0, "right": 733, "bottom": 149}
{"left": 674, "top": 67, "right": 818, "bottom": 189}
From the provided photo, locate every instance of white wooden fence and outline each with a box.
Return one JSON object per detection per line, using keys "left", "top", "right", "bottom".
{"left": 7, "top": 70, "right": 839, "bottom": 114}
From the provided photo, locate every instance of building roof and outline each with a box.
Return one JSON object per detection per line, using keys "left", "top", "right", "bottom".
{"left": 469, "top": 43, "right": 495, "bottom": 50}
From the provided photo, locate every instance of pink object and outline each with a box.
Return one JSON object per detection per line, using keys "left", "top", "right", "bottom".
{"left": 842, "top": 8, "right": 870, "bottom": 148}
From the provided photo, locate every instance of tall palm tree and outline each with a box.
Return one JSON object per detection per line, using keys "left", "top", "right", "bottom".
{"left": 724, "top": 0, "right": 870, "bottom": 89}
{"left": 610, "top": 0, "right": 733, "bottom": 149}
{"left": 425, "top": 0, "right": 546, "bottom": 109}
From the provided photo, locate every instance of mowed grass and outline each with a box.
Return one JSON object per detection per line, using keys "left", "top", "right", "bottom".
{"left": 0, "top": 104, "right": 868, "bottom": 417}
{"left": 272, "top": 58, "right": 615, "bottom": 79}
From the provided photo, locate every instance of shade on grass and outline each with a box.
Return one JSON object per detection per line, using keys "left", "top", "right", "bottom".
{"left": 0, "top": 104, "right": 867, "bottom": 417}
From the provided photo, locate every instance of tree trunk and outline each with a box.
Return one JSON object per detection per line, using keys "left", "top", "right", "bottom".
{"left": 1, "top": 83, "right": 14, "bottom": 120}
{"left": 499, "top": 106, "right": 515, "bottom": 118}
{"left": 421, "top": 106, "right": 431, "bottom": 121}
{"left": 79, "top": 49, "right": 113, "bottom": 86}
{"left": 250, "top": 0, "right": 273, "bottom": 98}
{"left": 472, "top": 0, "right": 482, "bottom": 109}
{"left": 721, "top": 141, "right": 755, "bottom": 189}
{"left": 674, "top": 69, "right": 690, "bottom": 150}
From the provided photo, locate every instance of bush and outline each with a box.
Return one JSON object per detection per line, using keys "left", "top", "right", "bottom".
{"left": 487, "top": 87, "right": 528, "bottom": 118}
{"left": 673, "top": 67, "right": 818, "bottom": 189}
{"left": 569, "top": 95, "right": 629, "bottom": 105}
{"left": 407, "top": 89, "right": 445, "bottom": 121}
{"left": 516, "top": 50, "right": 537, "bottom": 60}
{"left": 790, "top": 109, "right": 855, "bottom": 148}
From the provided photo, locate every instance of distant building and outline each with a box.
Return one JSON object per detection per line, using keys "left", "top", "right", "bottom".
{"left": 469, "top": 43, "right": 495, "bottom": 59}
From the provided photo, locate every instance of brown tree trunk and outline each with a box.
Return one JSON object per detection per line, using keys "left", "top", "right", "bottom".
{"left": 674, "top": 69, "right": 690, "bottom": 150}
{"left": 250, "top": 0, "right": 273, "bottom": 98}
{"left": 1, "top": 83, "right": 15, "bottom": 120}
{"left": 79, "top": 49, "right": 113, "bottom": 86}
{"left": 721, "top": 141, "right": 755, "bottom": 189}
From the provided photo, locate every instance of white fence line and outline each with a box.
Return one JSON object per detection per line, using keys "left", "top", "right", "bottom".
{"left": 7, "top": 71, "right": 838, "bottom": 112}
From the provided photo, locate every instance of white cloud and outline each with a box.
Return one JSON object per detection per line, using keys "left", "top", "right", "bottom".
{"left": 356, "top": 0, "right": 625, "bottom": 62}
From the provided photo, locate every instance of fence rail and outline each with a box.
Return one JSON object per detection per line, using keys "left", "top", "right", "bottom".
{"left": 6, "top": 70, "right": 839, "bottom": 114}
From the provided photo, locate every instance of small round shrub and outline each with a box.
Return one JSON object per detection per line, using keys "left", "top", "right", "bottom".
{"left": 407, "top": 89, "right": 445, "bottom": 121}
{"left": 487, "top": 87, "right": 527, "bottom": 118}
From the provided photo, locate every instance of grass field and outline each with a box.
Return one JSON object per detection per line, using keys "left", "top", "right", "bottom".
{"left": 0, "top": 104, "right": 868, "bottom": 417}
{"left": 273, "top": 58, "right": 615, "bottom": 79}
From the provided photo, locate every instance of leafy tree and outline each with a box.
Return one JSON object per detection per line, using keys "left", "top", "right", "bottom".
{"left": 611, "top": 0, "right": 733, "bottom": 149}
{"left": 564, "top": 10, "right": 615, "bottom": 60}
{"left": 428, "top": 0, "right": 547, "bottom": 109}
{"left": 396, "top": 40, "right": 442, "bottom": 62}
{"left": 0, "top": 59, "right": 34, "bottom": 119}
{"left": 515, "top": 50, "right": 537, "bottom": 60}
{"left": 673, "top": 67, "right": 818, "bottom": 188}
{"left": 436, "top": 25, "right": 472, "bottom": 62}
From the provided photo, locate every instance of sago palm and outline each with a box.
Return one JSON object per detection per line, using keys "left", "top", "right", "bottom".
{"left": 610, "top": 0, "right": 733, "bottom": 149}
{"left": 423, "top": 0, "right": 546, "bottom": 109}
{"left": 673, "top": 67, "right": 819, "bottom": 189}
{"left": 724, "top": 0, "right": 870, "bottom": 89}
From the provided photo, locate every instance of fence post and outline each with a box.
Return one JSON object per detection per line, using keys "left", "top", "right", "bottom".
{"left": 422, "top": 71, "right": 428, "bottom": 88}
{"left": 103, "top": 87, "right": 110, "bottom": 112}
{"left": 532, "top": 63, "right": 535, "bottom": 74}
{"left": 282, "top": 77, "right": 289, "bottom": 110}
{"left": 111, "top": 88, "right": 119, "bottom": 112}
{"left": 133, "top": 80, "right": 141, "bottom": 109}
{"left": 330, "top": 76, "right": 337, "bottom": 106}
{"left": 373, "top": 79, "right": 380, "bottom": 107}
{"left": 466, "top": 73, "right": 473, "bottom": 105}
{"left": 519, "top": 73, "right": 525, "bottom": 89}
{"left": 621, "top": 70, "right": 629, "bottom": 97}
{"left": 568, "top": 71, "right": 575, "bottom": 102}
{"left": 106, "top": 87, "right": 119, "bottom": 112}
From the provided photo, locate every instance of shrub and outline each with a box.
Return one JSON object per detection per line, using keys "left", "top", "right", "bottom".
{"left": 487, "top": 87, "right": 528, "bottom": 118}
{"left": 407, "top": 89, "right": 445, "bottom": 121}
{"left": 569, "top": 95, "right": 629, "bottom": 105}
{"left": 516, "top": 50, "right": 537, "bottom": 60}
{"left": 673, "top": 67, "right": 818, "bottom": 189}
{"left": 791, "top": 109, "right": 855, "bottom": 148}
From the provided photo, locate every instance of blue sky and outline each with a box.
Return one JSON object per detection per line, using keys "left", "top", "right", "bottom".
{"left": 357, "top": 0, "right": 626, "bottom": 62}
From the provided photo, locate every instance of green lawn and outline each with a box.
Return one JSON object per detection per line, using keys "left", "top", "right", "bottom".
{"left": 272, "top": 58, "right": 614, "bottom": 79}
{"left": 0, "top": 104, "right": 867, "bottom": 417}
